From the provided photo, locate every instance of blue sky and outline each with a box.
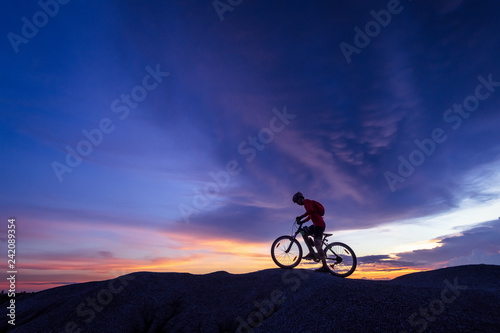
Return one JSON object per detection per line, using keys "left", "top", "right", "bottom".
{"left": 1, "top": 0, "right": 500, "bottom": 290}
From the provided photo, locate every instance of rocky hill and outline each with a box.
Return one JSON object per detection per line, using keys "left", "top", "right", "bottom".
{"left": 2, "top": 264, "right": 499, "bottom": 332}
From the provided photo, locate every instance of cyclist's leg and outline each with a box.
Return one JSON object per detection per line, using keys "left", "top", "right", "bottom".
{"left": 313, "top": 226, "right": 327, "bottom": 266}
{"left": 301, "top": 227, "right": 315, "bottom": 256}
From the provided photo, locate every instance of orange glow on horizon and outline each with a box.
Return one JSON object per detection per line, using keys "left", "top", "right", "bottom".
{"left": 3, "top": 225, "right": 444, "bottom": 293}
{"left": 6, "top": 259, "right": 436, "bottom": 293}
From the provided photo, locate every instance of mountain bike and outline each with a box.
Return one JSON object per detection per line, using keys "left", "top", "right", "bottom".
{"left": 270, "top": 220, "right": 357, "bottom": 277}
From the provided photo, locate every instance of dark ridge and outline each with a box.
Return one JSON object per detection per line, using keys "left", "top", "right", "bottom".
{"left": 390, "top": 264, "right": 500, "bottom": 291}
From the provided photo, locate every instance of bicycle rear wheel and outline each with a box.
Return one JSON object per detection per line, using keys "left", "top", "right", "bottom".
{"left": 271, "top": 236, "right": 302, "bottom": 269}
{"left": 323, "top": 242, "right": 357, "bottom": 277}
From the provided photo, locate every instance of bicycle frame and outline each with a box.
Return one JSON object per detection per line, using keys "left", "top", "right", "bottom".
{"left": 287, "top": 222, "right": 331, "bottom": 253}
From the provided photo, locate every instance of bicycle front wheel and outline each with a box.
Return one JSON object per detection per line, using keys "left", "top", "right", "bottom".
{"left": 323, "top": 242, "right": 357, "bottom": 277}
{"left": 271, "top": 236, "right": 302, "bottom": 269}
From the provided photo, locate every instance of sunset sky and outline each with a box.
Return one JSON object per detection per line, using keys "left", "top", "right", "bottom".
{"left": 1, "top": 0, "right": 500, "bottom": 292}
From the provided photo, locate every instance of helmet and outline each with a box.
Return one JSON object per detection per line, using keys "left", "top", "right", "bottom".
{"left": 292, "top": 192, "right": 304, "bottom": 203}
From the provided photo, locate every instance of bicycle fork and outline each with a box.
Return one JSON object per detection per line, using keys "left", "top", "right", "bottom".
{"left": 285, "top": 235, "right": 298, "bottom": 253}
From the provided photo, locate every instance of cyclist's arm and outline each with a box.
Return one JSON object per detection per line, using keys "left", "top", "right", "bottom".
{"left": 299, "top": 201, "right": 315, "bottom": 221}
{"left": 298, "top": 213, "right": 311, "bottom": 222}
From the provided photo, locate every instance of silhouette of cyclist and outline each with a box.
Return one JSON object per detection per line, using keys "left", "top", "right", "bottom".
{"left": 293, "top": 192, "right": 330, "bottom": 272}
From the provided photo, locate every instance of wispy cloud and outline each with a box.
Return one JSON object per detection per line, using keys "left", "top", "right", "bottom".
{"left": 358, "top": 219, "right": 500, "bottom": 271}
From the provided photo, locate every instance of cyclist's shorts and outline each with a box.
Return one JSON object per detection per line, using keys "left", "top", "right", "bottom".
{"left": 307, "top": 226, "right": 325, "bottom": 240}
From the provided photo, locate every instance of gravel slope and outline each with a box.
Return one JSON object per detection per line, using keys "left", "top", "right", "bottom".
{"left": 2, "top": 264, "right": 499, "bottom": 332}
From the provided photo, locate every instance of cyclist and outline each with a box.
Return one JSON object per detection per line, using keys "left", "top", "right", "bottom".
{"left": 292, "top": 192, "right": 330, "bottom": 273}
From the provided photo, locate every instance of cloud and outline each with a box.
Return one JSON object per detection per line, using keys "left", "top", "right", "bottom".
{"left": 98, "top": 251, "right": 114, "bottom": 258}
{"left": 358, "top": 254, "right": 418, "bottom": 268}
{"left": 390, "top": 219, "right": 500, "bottom": 268}
{"left": 173, "top": 201, "right": 285, "bottom": 242}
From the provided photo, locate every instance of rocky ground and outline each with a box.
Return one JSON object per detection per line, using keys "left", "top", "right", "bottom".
{"left": 2, "top": 264, "right": 499, "bottom": 332}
